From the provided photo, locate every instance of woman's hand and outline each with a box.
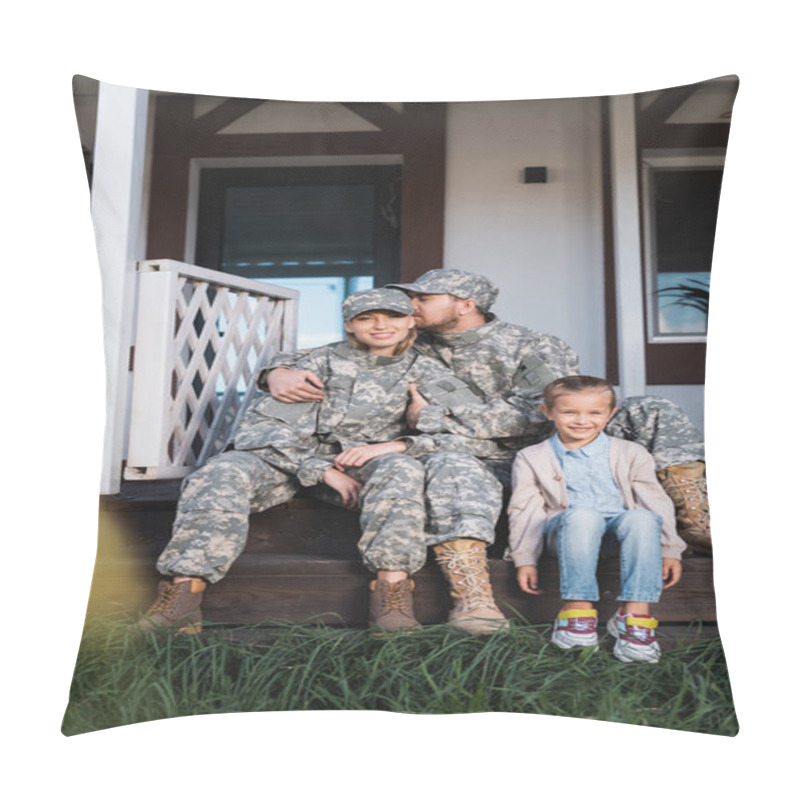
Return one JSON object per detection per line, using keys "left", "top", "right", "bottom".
{"left": 322, "top": 468, "right": 362, "bottom": 509}
{"left": 334, "top": 441, "right": 407, "bottom": 470}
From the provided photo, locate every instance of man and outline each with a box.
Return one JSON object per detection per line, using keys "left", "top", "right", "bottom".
{"left": 264, "top": 270, "right": 579, "bottom": 635}
{"left": 265, "top": 270, "right": 711, "bottom": 629}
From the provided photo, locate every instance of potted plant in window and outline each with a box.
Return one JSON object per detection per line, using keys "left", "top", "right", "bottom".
{"left": 656, "top": 278, "right": 710, "bottom": 315}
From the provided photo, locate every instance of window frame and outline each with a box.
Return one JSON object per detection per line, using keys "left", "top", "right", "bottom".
{"left": 641, "top": 150, "right": 725, "bottom": 345}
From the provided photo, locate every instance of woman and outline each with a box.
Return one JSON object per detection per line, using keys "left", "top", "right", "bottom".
{"left": 140, "top": 288, "right": 484, "bottom": 636}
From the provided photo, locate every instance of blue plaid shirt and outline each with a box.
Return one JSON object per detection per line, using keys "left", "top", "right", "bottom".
{"left": 550, "top": 432, "right": 626, "bottom": 519}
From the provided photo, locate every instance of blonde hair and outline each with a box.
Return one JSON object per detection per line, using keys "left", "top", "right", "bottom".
{"left": 543, "top": 375, "right": 616, "bottom": 409}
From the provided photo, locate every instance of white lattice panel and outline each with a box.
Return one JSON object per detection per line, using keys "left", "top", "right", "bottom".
{"left": 125, "top": 260, "right": 298, "bottom": 480}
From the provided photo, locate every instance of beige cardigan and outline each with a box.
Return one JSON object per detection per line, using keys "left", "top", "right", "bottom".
{"left": 506, "top": 436, "right": 685, "bottom": 567}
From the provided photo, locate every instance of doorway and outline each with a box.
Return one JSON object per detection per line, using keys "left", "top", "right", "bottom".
{"left": 195, "top": 164, "right": 402, "bottom": 348}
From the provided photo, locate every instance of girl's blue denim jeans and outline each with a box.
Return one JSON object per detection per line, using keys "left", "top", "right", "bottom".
{"left": 544, "top": 506, "right": 663, "bottom": 603}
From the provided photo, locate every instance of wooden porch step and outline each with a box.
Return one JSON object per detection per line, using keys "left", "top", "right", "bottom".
{"left": 92, "top": 492, "right": 717, "bottom": 626}
{"left": 89, "top": 551, "right": 716, "bottom": 626}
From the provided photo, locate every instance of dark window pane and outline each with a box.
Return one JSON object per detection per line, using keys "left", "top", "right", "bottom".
{"left": 221, "top": 185, "right": 376, "bottom": 269}
{"left": 653, "top": 169, "right": 722, "bottom": 273}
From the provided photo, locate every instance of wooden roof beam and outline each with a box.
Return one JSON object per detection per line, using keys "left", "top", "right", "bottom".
{"left": 191, "top": 98, "right": 266, "bottom": 136}
{"left": 340, "top": 102, "right": 403, "bottom": 132}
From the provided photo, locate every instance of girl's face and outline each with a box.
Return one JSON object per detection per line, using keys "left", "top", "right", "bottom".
{"left": 542, "top": 390, "right": 617, "bottom": 450}
{"left": 345, "top": 310, "right": 416, "bottom": 355}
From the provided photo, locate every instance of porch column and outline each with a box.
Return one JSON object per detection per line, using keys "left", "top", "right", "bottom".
{"left": 92, "top": 83, "right": 149, "bottom": 494}
{"left": 609, "top": 94, "right": 646, "bottom": 398}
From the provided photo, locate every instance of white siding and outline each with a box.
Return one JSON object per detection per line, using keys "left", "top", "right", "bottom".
{"left": 443, "top": 97, "right": 606, "bottom": 376}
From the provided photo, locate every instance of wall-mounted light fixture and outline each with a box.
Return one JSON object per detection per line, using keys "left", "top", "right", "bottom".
{"left": 524, "top": 167, "right": 548, "bottom": 183}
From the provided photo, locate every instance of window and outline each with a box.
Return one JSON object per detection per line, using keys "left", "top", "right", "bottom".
{"left": 641, "top": 153, "right": 724, "bottom": 343}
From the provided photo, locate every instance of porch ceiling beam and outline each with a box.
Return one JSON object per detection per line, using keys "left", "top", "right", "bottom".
{"left": 637, "top": 83, "right": 731, "bottom": 149}
{"left": 340, "top": 102, "right": 403, "bottom": 131}
{"left": 184, "top": 129, "right": 404, "bottom": 157}
{"left": 638, "top": 122, "right": 731, "bottom": 150}
{"left": 638, "top": 84, "right": 698, "bottom": 129}
{"left": 191, "top": 98, "right": 266, "bottom": 135}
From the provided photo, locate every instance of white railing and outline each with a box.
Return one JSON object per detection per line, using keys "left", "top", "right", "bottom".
{"left": 124, "top": 259, "right": 298, "bottom": 480}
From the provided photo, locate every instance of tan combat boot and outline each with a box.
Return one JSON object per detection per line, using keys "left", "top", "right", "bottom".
{"left": 137, "top": 578, "right": 206, "bottom": 634}
{"left": 657, "top": 461, "right": 711, "bottom": 554}
{"left": 433, "top": 539, "right": 510, "bottom": 635}
{"left": 368, "top": 579, "right": 423, "bottom": 636}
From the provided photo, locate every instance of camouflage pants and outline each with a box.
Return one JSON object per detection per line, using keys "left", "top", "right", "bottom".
{"left": 157, "top": 450, "right": 427, "bottom": 582}
{"left": 420, "top": 452, "right": 504, "bottom": 545}
{"left": 607, "top": 395, "right": 705, "bottom": 470}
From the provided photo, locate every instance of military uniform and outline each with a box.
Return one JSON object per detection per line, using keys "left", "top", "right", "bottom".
{"left": 266, "top": 271, "right": 706, "bottom": 547}
{"left": 157, "top": 340, "right": 486, "bottom": 582}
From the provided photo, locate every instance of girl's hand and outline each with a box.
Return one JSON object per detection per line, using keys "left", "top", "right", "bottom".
{"left": 334, "top": 441, "right": 407, "bottom": 470}
{"left": 662, "top": 558, "right": 683, "bottom": 589}
{"left": 322, "top": 468, "right": 362, "bottom": 509}
{"left": 516, "top": 565, "right": 541, "bottom": 595}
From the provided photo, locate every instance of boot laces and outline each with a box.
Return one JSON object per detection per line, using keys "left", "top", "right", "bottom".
{"left": 147, "top": 583, "right": 179, "bottom": 615}
{"left": 674, "top": 474, "right": 710, "bottom": 524}
{"left": 436, "top": 549, "right": 494, "bottom": 611}
{"left": 380, "top": 582, "right": 408, "bottom": 612}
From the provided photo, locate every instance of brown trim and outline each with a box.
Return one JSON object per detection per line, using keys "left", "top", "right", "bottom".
{"left": 635, "top": 90, "right": 714, "bottom": 386}
{"left": 190, "top": 98, "right": 266, "bottom": 136}
{"left": 146, "top": 94, "right": 194, "bottom": 261}
{"left": 180, "top": 130, "right": 404, "bottom": 158}
{"left": 645, "top": 342, "right": 707, "bottom": 385}
{"left": 145, "top": 94, "right": 446, "bottom": 272}
{"left": 637, "top": 80, "right": 733, "bottom": 150}
{"left": 340, "top": 102, "right": 404, "bottom": 132}
{"left": 639, "top": 123, "right": 731, "bottom": 150}
{"left": 600, "top": 97, "right": 619, "bottom": 385}
{"left": 638, "top": 84, "right": 698, "bottom": 130}
{"left": 397, "top": 103, "right": 446, "bottom": 281}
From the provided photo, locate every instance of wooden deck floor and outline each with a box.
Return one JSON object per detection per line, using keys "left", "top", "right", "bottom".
{"left": 90, "top": 491, "right": 718, "bottom": 627}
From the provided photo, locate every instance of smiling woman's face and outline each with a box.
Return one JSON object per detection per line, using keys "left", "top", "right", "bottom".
{"left": 345, "top": 310, "right": 416, "bottom": 355}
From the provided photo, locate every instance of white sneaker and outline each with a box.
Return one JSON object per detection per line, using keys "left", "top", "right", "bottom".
{"left": 551, "top": 608, "right": 598, "bottom": 649}
{"left": 607, "top": 611, "right": 661, "bottom": 663}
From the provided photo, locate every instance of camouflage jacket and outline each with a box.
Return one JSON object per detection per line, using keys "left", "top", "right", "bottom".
{"left": 410, "top": 318, "right": 580, "bottom": 459}
{"left": 264, "top": 318, "right": 579, "bottom": 462}
{"left": 236, "top": 341, "right": 481, "bottom": 486}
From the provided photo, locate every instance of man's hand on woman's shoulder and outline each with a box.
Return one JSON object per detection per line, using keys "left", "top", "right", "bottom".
{"left": 267, "top": 368, "right": 326, "bottom": 403}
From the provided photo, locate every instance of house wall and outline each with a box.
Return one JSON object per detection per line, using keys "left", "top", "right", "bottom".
{"left": 443, "top": 97, "right": 606, "bottom": 377}
{"left": 443, "top": 98, "right": 704, "bottom": 432}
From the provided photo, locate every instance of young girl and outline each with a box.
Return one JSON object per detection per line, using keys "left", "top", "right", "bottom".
{"left": 507, "top": 375, "right": 685, "bottom": 663}
{"left": 140, "top": 288, "right": 486, "bottom": 636}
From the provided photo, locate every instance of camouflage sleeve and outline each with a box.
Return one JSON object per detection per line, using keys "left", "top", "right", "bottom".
{"left": 256, "top": 347, "right": 316, "bottom": 391}
{"left": 296, "top": 456, "right": 336, "bottom": 487}
{"left": 233, "top": 396, "right": 323, "bottom": 476}
{"left": 237, "top": 346, "right": 338, "bottom": 478}
{"left": 416, "top": 334, "right": 579, "bottom": 440}
{"left": 411, "top": 358, "right": 484, "bottom": 408}
{"left": 392, "top": 434, "right": 437, "bottom": 458}
{"left": 404, "top": 357, "right": 502, "bottom": 452}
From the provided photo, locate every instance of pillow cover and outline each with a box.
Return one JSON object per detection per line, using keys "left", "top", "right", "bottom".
{"left": 63, "top": 74, "right": 738, "bottom": 737}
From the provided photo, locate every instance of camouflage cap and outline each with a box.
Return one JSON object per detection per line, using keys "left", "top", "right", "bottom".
{"left": 386, "top": 269, "right": 499, "bottom": 310}
{"left": 341, "top": 288, "right": 414, "bottom": 321}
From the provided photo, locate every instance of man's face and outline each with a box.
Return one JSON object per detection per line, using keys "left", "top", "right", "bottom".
{"left": 407, "top": 292, "right": 464, "bottom": 333}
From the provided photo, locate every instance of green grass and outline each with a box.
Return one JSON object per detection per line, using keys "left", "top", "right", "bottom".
{"left": 62, "top": 615, "right": 738, "bottom": 736}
